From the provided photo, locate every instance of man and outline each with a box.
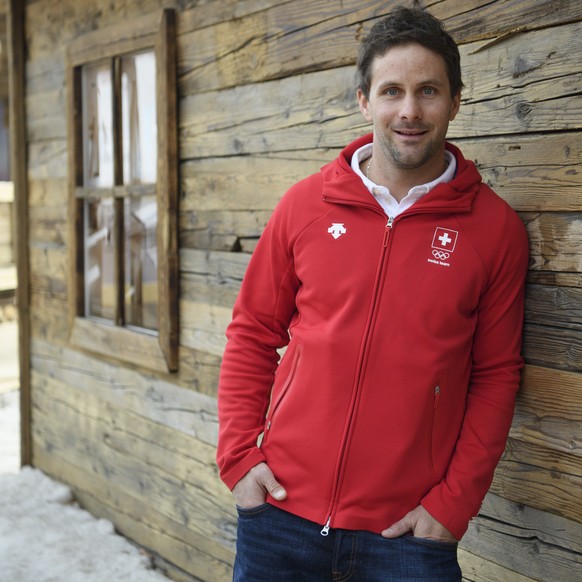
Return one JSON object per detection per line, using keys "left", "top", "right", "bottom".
{"left": 217, "top": 6, "right": 529, "bottom": 581}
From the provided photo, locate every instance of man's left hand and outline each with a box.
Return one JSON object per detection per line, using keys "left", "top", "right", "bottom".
{"left": 381, "top": 505, "right": 457, "bottom": 542}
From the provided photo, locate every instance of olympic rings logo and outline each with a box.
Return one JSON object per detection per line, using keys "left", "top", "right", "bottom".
{"left": 432, "top": 250, "right": 450, "bottom": 261}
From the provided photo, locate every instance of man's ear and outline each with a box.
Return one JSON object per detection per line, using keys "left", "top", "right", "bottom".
{"left": 450, "top": 91, "right": 461, "bottom": 121}
{"left": 357, "top": 88, "right": 372, "bottom": 122}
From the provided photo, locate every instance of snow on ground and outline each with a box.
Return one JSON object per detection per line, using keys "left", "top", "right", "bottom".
{"left": 0, "top": 467, "right": 170, "bottom": 582}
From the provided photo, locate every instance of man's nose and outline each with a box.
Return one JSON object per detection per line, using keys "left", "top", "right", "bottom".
{"left": 399, "top": 95, "right": 422, "bottom": 120}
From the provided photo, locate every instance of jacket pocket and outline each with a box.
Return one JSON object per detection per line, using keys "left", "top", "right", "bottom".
{"left": 431, "top": 384, "right": 441, "bottom": 471}
{"left": 262, "top": 344, "right": 302, "bottom": 443}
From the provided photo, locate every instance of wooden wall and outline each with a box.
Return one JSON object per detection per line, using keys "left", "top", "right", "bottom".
{"left": 16, "top": 0, "right": 581, "bottom": 580}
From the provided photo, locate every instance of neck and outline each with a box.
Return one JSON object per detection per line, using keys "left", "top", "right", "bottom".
{"left": 364, "top": 148, "right": 448, "bottom": 203}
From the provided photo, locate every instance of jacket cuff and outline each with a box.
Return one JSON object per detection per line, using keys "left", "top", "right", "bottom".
{"left": 420, "top": 487, "right": 478, "bottom": 540}
{"left": 219, "top": 448, "right": 267, "bottom": 491}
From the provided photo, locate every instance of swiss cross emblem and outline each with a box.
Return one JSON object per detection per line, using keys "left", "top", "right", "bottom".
{"left": 432, "top": 227, "right": 458, "bottom": 252}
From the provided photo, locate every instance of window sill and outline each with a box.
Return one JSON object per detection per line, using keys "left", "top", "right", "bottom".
{"left": 70, "top": 317, "right": 174, "bottom": 373}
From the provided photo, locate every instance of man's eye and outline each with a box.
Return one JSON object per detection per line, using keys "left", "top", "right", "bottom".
{"left": 423, "top": 87, "right": 435, "bottom": 96}
{"left": 386, "top": 88, "right": 398, "bottom": 96}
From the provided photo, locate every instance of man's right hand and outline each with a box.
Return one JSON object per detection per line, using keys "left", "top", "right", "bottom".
{"left": 232, "top": 462, "right": 288, "bottom": 508}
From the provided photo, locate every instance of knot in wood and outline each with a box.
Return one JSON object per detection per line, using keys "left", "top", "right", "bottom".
{"left": 515, "top": 102, "right": 533, "bottom": 125}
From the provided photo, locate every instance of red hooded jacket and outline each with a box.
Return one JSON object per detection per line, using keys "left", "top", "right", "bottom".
{"left": 217, "top": 134, "right": 529, "bottom": 540}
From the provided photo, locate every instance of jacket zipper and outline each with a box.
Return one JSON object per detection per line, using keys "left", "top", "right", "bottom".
{"left": 321, "top": 215, "right": 395, "bottom": 535}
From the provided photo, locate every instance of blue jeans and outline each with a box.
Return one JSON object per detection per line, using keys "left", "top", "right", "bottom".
{"left": 234, "top": 504, "right": 461, "bottom": 581}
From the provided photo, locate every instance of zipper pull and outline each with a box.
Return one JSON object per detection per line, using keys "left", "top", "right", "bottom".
{"left": 320, "top": 516, "right": 331, "bottom": 536}
{"left": 383, "top": 216, "right": 395, "bottom": 247}
{"left": 434, "top": 385, "right": 440, "bottom": 409}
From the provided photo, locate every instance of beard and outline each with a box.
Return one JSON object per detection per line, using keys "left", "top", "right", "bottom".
{"left": 377, "top": 126, "right": 447, "bottom": 171}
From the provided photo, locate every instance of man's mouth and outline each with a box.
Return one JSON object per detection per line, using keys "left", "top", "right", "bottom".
{"left": 394, "top": 128, "right": 428, "bottom": 136}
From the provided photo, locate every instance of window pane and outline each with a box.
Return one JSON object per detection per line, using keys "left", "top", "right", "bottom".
{"left": 124, "top": 195, "right": 158, "bottom": 330}
{"left": 82, "top": 63, "right": 114, "bottom": 188}
{"left": 121, "top": 51, "right": 157, "bottom": 185}
{"left": 85, "top": 198, "right": 115, "bottom": 321}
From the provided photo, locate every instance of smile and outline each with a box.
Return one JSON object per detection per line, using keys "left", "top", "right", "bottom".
{"left": 394, "top": 128, "right": 427, "bottom": 136}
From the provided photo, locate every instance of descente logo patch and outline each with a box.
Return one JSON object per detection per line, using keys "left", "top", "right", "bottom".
{"left": 328, "top": 223, "right": 347, "bottom": 239}
{"left": 427, "top": 227, "right": 458, "bottom": 267}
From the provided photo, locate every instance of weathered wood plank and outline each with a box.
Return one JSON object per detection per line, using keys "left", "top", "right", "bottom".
{"left": 25, "top": 52, "right": 65, "bottom": 94}
{"left": 454, "top": 133, "right": 582, "bottom": 212}
{"left": 459, "top": 18, "right": 581, "bottom": 100}
{"left": 179, "top": 300, "right": 231, "bottom": 358}
{"left": 180, "top": 209, "right": 273, "bottom": 251}
{"left": 513, "top": 365, "right": 582, "bottom": 457}
{"left": 176, "top": 346, "right": 222, "bottom": 398}
{"left": 180, "top": 270, "right": 239, "bottom": 309}
{"left": 28, "top": 244, "right": 67, "bottom": 299}
{"left": 180, "top": 154, "right": 330, "bottom": 212}
{"left": 523, "top": 212, "right": 582, "bottom": 273}
{"left": 458, "top": 548, "right": 536, "bottom": 582}
{"left": 28, "top": 178, "right": 67, "bottom": 207}
{"left": 180, "top": 248, "right": 248, "bottom": 309}
{"left": 525, "top": 284, "right": 582, "bottom": 329}
{"left": 460, "top": 492, "right": 582, "bottom": 582}
{"left": 522, "top": 323, "right": 582, "bottom": 372}
{"left": 443, "top": 0, "right": 582, "bottom": 44}
{"left": 26, "top": 87, "right": 65, "bottom": 142}
{"left": 28, "top": 139, "right": 67, "bottom": 179}
{"left": 29, "top": 205, "right": 67, "bottom": 245}
{"left": 527, "top": 272, "right": 582, "bottom": 289}
{"left": 178, "top": 0, "right": 286, "bottom": 32}
{"left": 30, "top": 339, "right": 219, "bottom": 446}
{"left": 491, "top": 438, "right": 581, "bottom": 523}
{"left": 180, "top": 248, "right": 249, "bottom": 281}
{"left": 29, "top": 287, "right": 69, "bottom": 342}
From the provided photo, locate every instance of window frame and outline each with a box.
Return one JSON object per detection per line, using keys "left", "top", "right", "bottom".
{"left": 66, "top": 9, "right": 179, "bottom": 372}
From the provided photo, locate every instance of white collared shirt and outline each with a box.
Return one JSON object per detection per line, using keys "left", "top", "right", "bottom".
{"left": 350, "top": 143, "right": 456, "bottom": 218}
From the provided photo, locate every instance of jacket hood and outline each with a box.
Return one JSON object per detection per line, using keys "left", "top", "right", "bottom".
{"left": 321, "top": 133, "right": 483, "bottom": 214}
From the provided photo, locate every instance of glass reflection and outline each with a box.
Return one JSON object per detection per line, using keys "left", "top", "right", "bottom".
{"left": 121, "top": 51, "right": 157, "bottom": 185}
{"left": 82, "top": 63, "right": 114, "bottom": 188}
{"left": 84, "top": 198, "right": 115, "bottom": 321}
{"left": 124, "top": 195, "right": 158, "bottom": 330}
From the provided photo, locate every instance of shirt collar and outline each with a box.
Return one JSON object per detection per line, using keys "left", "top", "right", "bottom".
{"left": 350, "top": 143, "right": 457, "bottom": 200}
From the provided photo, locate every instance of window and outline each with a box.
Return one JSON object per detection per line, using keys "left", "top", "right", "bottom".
{"left": 67, "top": 10, "right": 178, "bottom": 372}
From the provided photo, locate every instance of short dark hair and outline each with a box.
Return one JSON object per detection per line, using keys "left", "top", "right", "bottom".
{"left": 356, "top": 6, "right": 463, "bottom": 99}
